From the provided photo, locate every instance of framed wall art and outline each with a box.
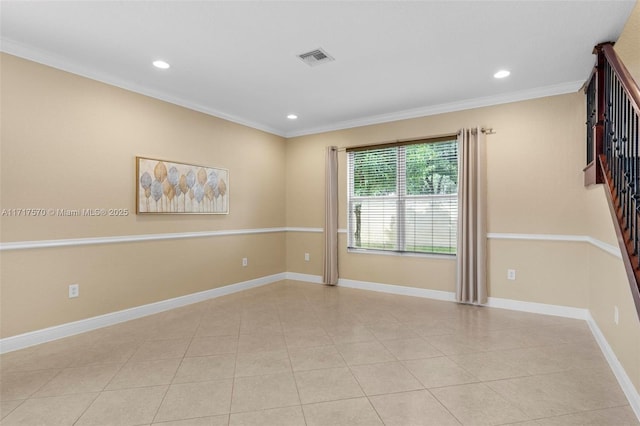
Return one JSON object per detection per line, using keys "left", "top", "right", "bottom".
{"left": 136, "top": 156, "right": 229, "bottom": 214}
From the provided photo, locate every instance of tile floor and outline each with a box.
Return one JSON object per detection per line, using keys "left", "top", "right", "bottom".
{"left": 0, "top": 280, "right": 638, "bottom": 425}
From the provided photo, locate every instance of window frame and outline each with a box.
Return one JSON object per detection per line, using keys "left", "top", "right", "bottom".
{"left": 346, "top": 137, "right": 458, "bottom": 257}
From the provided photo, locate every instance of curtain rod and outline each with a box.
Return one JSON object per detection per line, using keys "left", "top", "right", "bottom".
{"left": 336, "top": 128, "right": 495, "bottom": 151}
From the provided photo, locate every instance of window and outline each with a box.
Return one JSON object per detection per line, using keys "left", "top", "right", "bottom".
{"left": 347, "top": 138, "right": 458, "bottom": 255}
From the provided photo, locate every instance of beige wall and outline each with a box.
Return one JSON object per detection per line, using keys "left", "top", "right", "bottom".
{"left": 2, "top": 13, "right": 640, "bottom": 395}
{"left": 0, "top": 54, "right": 287, "bottom": 337}
{"left": 285, "top": 90, "right": 640, "bottom": 392}
{"left": 286, "top": 93, "right": 588, "bottom": 295}
{"left": 615, "top": 0, "right": 640, "bottom": 86}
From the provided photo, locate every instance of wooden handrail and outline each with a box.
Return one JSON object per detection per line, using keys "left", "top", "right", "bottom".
{"left": 600, "top": 43, "right": 640, "bottom": 117}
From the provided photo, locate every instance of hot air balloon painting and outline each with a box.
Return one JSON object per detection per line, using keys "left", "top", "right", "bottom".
{"left": 136, "top": 157, "right": 229, "bottom": 214}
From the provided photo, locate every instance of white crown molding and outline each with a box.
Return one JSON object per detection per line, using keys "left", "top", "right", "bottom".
{"left": 2, "top": 38, "right": 583, "bottom": 139}
{"left": 0, "top": 273, "right": 285, "bottom": 354}
{"left": 284, "top": 81, "right": 583, "bottom": 138}
{"left": 0, "top": 38, "right": 285, "bottom": 137}
{"left": 0, "top": 227, "right": 288, "bottom": 251}
{"left": 586, "top": 311, "right": 640, "bottom": 420}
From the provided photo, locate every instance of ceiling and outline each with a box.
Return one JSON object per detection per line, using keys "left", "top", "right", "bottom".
{"left": 0, "top": 1, "right": 636, "bottom": 137}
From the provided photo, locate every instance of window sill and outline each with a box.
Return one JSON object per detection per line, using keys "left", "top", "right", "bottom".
{"left": 346, "top": 248, "right": 456, "bottom": 260}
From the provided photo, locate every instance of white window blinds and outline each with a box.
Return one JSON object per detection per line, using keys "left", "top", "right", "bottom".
{"left": 347, "top": 139, "right": 458, "bottom": 255}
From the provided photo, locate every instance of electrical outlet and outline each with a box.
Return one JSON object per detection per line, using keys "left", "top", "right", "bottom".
{"left": 507, "top": 269, "right": 516, "bottom": 280}
{"left": 304, "top": 253, "right": 310, "bottom": 262}
{"left": 614, "top": 305, "right": 619, "bottom": 325}
{"left": 242, "top": 257, "right": 248, "bottom": 267}
{"left": 69, "top": 284, "right": 79, "bottom": 298}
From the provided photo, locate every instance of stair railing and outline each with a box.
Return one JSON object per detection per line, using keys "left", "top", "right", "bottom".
{"left": 585, "top": 42, "right": 640, "bottom": 318}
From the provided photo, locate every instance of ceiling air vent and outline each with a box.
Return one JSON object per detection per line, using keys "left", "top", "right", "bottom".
{"left": 298, "top": 48, "right": 335, "bottom": 67}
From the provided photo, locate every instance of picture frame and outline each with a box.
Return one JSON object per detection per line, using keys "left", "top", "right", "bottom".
{"left": 136, "top": 156, "right": 229, "bottom": 214}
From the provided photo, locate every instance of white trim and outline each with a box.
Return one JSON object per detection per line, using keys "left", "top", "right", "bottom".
{"left": 0, "top": 228, "right": 288, "bottom": 251}
{"left": 586, "top": 311, "right": 640, "bottom": 420}
{"left": 285, "top": 227, "right": 323, "bottom": 233}
{"left": 2, "top": 39, "right": 583, "bottom": 139}
{"left": 285, "top": 81, "right": 583, "bottom": 138}
{"left": 338, "top": 278, "right": 457, "bottom": 302}
{"left": 0, "top": 273, "right": 286, "bottom": 354}
{"left": 486, "top": 296, "right": 588, "bottom": 320}
{"left": 585, "top": 236, "right": 623, "bottom": 258}
{"left": 488, "top": 233, "right": 622, "bottom": 259}
{"left": 285, "top": 272, "right": 324, "bottom": 284}
{"left": 0, "top": 39, "right": 285, "bottom": 137}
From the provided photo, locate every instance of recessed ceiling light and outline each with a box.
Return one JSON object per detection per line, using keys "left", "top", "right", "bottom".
{"left": 494, "top": 70, "right": 510, "bottom": 79}
{"left": 287, "top": 114, "right": 298, "bottom": 120}
{"left": 153, "top": 60, "right": 170, "bottom": 69}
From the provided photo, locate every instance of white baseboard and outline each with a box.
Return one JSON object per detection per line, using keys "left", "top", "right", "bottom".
{"left": 338, "top": 278, "right": 456, "bottom": 302}
{"left": 586, "top": 312, "right": 640, "bottom": 420}
{"left": 0, "top": 273, "right": 285, "bottom": 354}
{"left": 285, "top": 272, "right": 324, "bottom": 284}
{"left": 486, "top": 296, "right": 589, "bottom": 320}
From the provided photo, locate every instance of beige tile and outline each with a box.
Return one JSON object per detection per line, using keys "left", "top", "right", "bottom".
{"left": 70, "top": 340, "right": 140, "bottom": 367}
{"left": 130, "top": 338, "right": 191, "bottom": 362}
{"left": 154, "top": 379, "right": 233, "bottom": 423}
{"left": 288, "top": 345, "right": 346, "bottom": 372}
{"left": 369, "top": 390, "right": 461, "bottom": 426}
{"left": 186, "top": 336, "right": 238, "bottom": 357}
{"left": 237, "top": 332, "right": 286, "bottom": 353}
{"left": 366, "top": 322, "right": 420, "bottom": 341}
{"left": 196, "top": 321, "right": 240, "bottom": 338}
{"left": 535, "top": 343, "right": 608, "bottom": 371}
{"left": 403, "top": 357, "right": 478, "bottom": 388}
{"left": 381, "top": 337, "right": 444, "bottom": 360}
{"left": 0, "top": 393, "right": 98, "bottom": 425}
{"left": 294, "top": 367, "right": 364, "bottom": 404}
{"left": 532, "top": 405, "right": 640, "bottom": 425}
{"left": 284, "top": 328, "right": 333, "bottom": 349}
{"left": 229, "top": 406, "right": 305, "bottom": 426}
{"left": 231, "top": 372, "right": 300, "bottom": 413}
{"left": 349, "top": 361, "right": 423, "bottom": 396}
{"left": 0, "top": 400, "right": 23, "bottom": 420}
{"left": 153, "top": 416, "right": 229, "bottom": 425}
{"left": 32, "top": 363, "right": 121, "bottom": 397}
{"left": 106, "top": 358, "right": 181, "bottom": 390}
{"left": 488, "top": 368, "right": 628, "bottom": 419}
{"left": 147, "top": 319, "right": 200, "bottom": 341}
{"left": 302, "top": 397, "right": 383, "bottom": 426}
{"left": 408, "top": 319, "right": 460, "bottom": 337}
{"left": 173, "top": 354, "right": 236, "bottom": 383}
{"left": 326, "top": 325, "right": 376, "bottom": 344}
{"left": 335, "top": 341, "right": 395, "bottom": 366}
{"left": 425, "top": 334, "right": 482, "bottom": 355}
{"left": 76, "top": 385, "right": 167, "bottom": 425}
{"left": 431, "top": 382, "right": 530, "bottom": 425}
{"left": 0, "top": 369, "right": 59, "bottom": 401}
{"left": 448, "top": 352, "right": 529, "bottom": 381}
{"left": 0, "top": 347, "right": 76, "bottom": 373}
{"left": 234, "top": 350, "right": 291, "bottom": 378}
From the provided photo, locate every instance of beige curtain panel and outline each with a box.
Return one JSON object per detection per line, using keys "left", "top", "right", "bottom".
{"left": 323, "top": 146, "right": 339, "bottom": 285}
{"left": 456, "top": 128, "right": 488, "bottom": 304}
